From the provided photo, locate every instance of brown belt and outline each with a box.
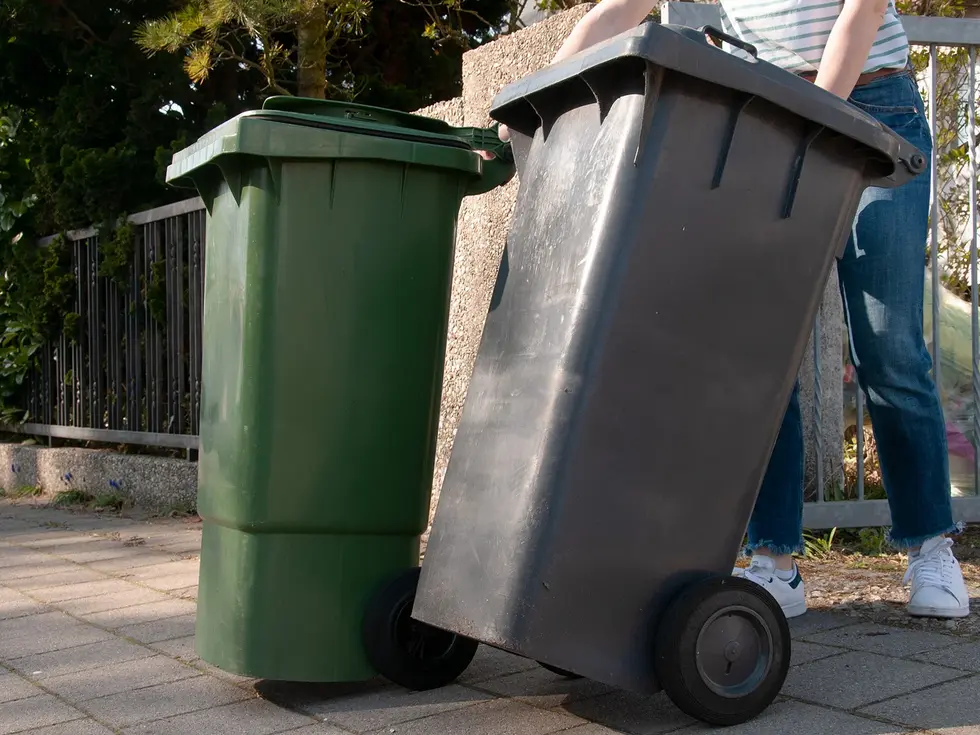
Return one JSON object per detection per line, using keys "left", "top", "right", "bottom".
{"left": 798, "top": 65, "right": 907, "bottom": 87}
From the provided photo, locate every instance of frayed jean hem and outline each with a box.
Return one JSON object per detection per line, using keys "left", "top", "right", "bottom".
{"left": 742, "top": 539, "right": 805, "bottom": 557}
{"left": 887, "top": 521, "right": 964, "bottom": 550}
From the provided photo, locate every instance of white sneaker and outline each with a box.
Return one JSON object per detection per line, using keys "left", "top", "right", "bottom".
{"left": 904, "top": 536, "right": 970, "bottom": 618}
{"left": 733, "top": 555, "right": 807, "bottom": 618}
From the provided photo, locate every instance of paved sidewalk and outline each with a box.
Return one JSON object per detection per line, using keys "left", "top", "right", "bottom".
{"left": 2, "top": 501, "right": 980, "bottom": 735}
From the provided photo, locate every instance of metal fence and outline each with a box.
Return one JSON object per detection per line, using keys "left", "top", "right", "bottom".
{"left": 8, "top": 198, "right": 207, "bottom": 452}
{"left": 665, "top": 3, "right": 980, "bottom": 529}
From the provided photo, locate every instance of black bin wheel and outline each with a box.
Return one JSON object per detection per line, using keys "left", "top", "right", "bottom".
{"left": 363, "top": 567, "right": 478, "bottom": 691}
{"left": 537, "top": 661, "right": 583, "bottom": 679}
{"left": 655, "top": 575, "right": 790, "bottom": 727}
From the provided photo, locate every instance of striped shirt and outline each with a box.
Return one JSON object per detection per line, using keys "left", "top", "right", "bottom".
{"left": 718, "top": 0, "right": 910, "bottom": 74}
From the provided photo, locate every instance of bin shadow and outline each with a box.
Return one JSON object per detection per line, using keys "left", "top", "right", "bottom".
{"left": 488, "top": 242, "right": 509, "bottom": 313}
{"left": 254, "top": 676, "right": 388, "bottom": 709}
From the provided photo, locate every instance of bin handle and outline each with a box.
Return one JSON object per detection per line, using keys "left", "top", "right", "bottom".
{"left": 700, "top": 25, "right": 759, "bottom": 58}
{"left": 454, "top": 124, "right": 517, "bottom": 196}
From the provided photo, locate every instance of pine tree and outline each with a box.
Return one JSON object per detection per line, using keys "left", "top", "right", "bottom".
{"left": 136, "top": 0, "right": 371, "bottom": 99}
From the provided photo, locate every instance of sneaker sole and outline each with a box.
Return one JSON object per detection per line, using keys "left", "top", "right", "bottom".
{"left": 781, "top": 599, "right": 808, "bottom": 619}
{"left": 907, "top": 603, "right": 970, "bottom": 619}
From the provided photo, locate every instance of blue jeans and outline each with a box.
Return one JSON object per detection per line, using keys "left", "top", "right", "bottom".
{"left": 747, "top": 68, "right": 959, "bottom": 554}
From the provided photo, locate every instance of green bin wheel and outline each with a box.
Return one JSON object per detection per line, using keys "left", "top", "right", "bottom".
{"left": 363, "top": 567, "right": 477, "bottom": 691}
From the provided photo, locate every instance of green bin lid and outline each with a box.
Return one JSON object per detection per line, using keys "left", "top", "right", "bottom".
{"left": 167, "top": 97, "right": 509, "bottom": 188}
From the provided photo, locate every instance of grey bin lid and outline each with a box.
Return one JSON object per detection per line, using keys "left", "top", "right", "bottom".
{"left": 490, "top": 22, "right": 927, "bottom": 188}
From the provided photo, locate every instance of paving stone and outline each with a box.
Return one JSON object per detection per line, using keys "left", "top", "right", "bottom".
{"left": 459, "top": 646, "right": 538, "bottom": 684}
{"left": 0, "top": 563, "right": 85, "bottom": 584}
{"left": 63, "top": 519, "right": 137, "bottom": 534}
{"left": 912, "top": 641, "right": 980, "bottom": 672}
{"left": 802, "top": 623, "right": 959, "bottom": 658}
{"left": 677, "top": 700, "right": 907, "bottom": 734}
{"left": 561, "top": 725, "right": 629, "bottom": 735}
{"left": 192, "top": 660, "right": 257, "bottom": 687}
{"left": 85, "top": 552, "right": 180, "bottom": 574}
{"left": 173, "top": 586, "right": 198, "bottom": 600}
{"left": 0, "top": 518, "right": 33, "bottom": 533}
{"left": 256, "top": 726, "right": 347, "bottom": 735}
{"left": 787, "top": 610, "right": 854, "bottom": 638}
{"left": 9, "top": 638, "right": 156, "bottom": 680}
{"left": 30, "top": 578, "right": 145, "bottom": 604}
{"left": 43, "top": 655, "right": 200, "bottom": 702}
{"left": 83, "top": 674, "right": 250, "bottom": 728}
{"left": 0, "top": 590, "right": 48, "bottom": 621}
{"left": 0, "top": 694, "right": 84, "bottom": 734}
{"left": 21, "top": 535, "right": 104, "bottom": 551}
{"left": 304, "top": 683, "right": 494, "bottom": 733}
{"left": 56, "top": 588, "right": 172, "bottom": 616}
{"left": 478, "top": 665, "right": 614, "bottom": 708}
{"left": 149, "top": 538, "right": 201, "bottom": 555}
{"left": 0, "top": 612, "right": 114, "bottom": 659}
{"left": 387, "top": 698, "right": 585, "bottom": 735}
{"left": 5, "top": 530, "right": 93, "bottom": 546}
{"left": 82, "top": 599, "right": 197, "bottom": 629}
{"left": 25, "top": 541, "right": 116, "bottom": 559}
{"left": 3, "top": 509, "right": 77, "bottom": 527}
{"left": 122, "top": 697, "right": 317, "bottom": 735}
{"left": 557, "top": 691, "right": 693, "bottom": 735}
{"left": 56, "top": 545, "right": 150, "bottom": 564}
{"left": 117, "top": 614, "right": 196, "bottom": 644}
{"left": 140, "top": 573, "right": 200, "bottom": 593}
{"left": 860, "top": 674, "right": 980, "bottom": 731}
{"left": 101, "top": 527, "right": 194, "bottom": 547}
{"left": 149, "top": 635, "right": 198, "bottom": 662}
{"left": 13, "top": 719, "right": 116, "bottom": 734}
{"left": 0, "top": 673, "right": 42, "bottom": 704}
{"left": 124, "top": 560, "right": 199, "bottom": 581}
{"left": 0, "top": 548, "right": 56, "bottom": 569}
{"left": 783, "top": 651, "right": 961, "bottom": 709}
{"left": 791, "top": 642, "right": 845, "bottom": 668}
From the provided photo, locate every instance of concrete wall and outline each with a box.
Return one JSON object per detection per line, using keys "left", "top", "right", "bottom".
{"left": 0, "top": 443, "right": 197, "bottom": 512}
{"left": 420, "top": 6, "right": 594, "bottom": 527}
{"left": 422, "top": 6, "right": 845, "bottom": 523}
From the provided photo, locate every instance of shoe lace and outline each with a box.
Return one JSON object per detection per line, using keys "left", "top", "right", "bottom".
{"left": 903, "top": 538, "right": 955, "bottom": 589}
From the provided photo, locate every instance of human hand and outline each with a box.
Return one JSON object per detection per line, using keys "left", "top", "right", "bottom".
{"left": 477, "top": 123, "right": 511, "bottom": 160}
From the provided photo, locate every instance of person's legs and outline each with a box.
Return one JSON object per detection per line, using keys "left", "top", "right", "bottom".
{"left": 734, "top": 384, "right": 807, "bottom": 617}
{"left": 738, "top": 69, "right": 967, "bottom": 619}
{"left": 838, "top": 71, "right": 967, "bottom": 617}
{"left": 746, "top": 383, "right": 805, "bottom": 560}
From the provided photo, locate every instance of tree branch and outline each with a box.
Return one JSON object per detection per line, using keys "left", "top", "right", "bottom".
{"left": 43, "top": 0, "right": 104, "bottom": 44}
{"left": 214, "top": 44, "right": 292, "bottom": 95}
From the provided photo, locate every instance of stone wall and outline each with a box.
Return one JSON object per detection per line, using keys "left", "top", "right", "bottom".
{"left": 0, "top": 443, "right": 197, "bottom": 512}
{"left": 421, "top": 6, "right": 845, "bottom": 523}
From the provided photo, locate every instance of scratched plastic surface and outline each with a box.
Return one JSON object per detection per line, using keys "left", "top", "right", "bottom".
{"left": 414, "top": 21, "right": 926, "bottom": 693}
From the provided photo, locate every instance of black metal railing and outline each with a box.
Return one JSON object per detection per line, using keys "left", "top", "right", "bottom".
{"left": 10, "top": 198, "right": 206, "bottom": 451}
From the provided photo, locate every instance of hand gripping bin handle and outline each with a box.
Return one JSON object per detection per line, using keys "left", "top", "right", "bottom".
{"left": 488, "top": 21, "right": 927, "bottom": 190}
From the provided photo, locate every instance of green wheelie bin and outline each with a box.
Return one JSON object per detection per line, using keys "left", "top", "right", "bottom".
{"left": 165, "top": 96, "right": 514, "bottom": 688}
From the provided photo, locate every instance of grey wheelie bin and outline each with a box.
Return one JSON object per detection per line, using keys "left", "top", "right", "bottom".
{"left": 412, "top": 21, "right": 927, "bottom": 726}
